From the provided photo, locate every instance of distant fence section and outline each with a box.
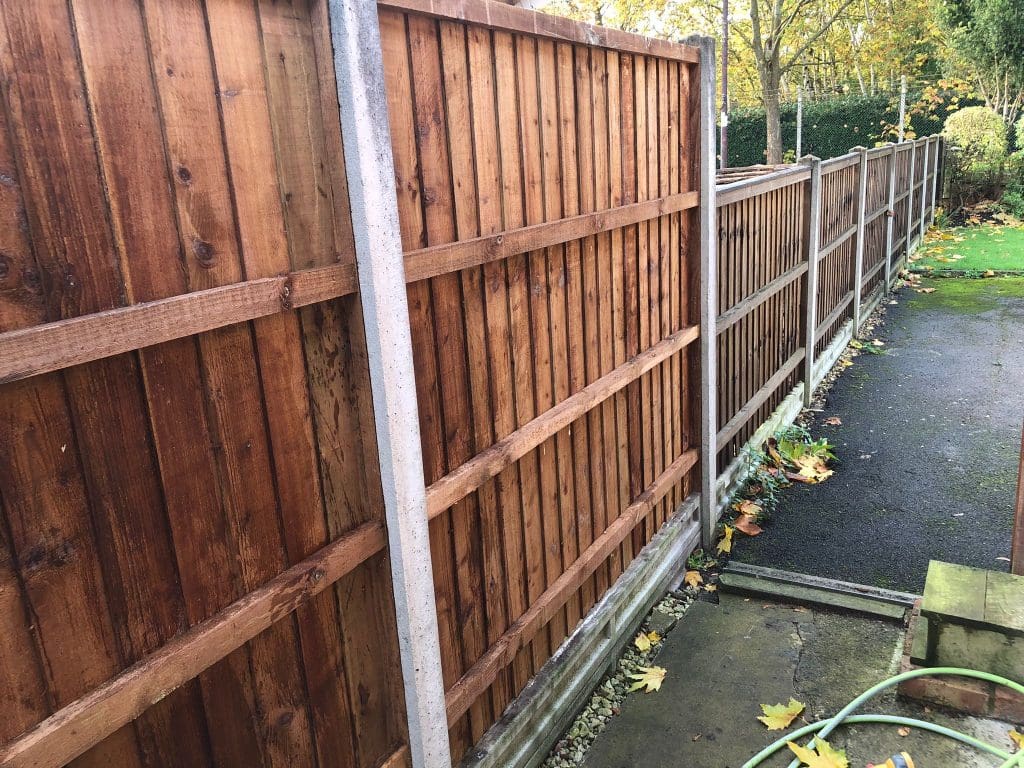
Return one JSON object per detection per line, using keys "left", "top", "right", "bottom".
{"left": 713, "top": 136, "right": 942, "bottom": 484}
{"left": 0, "top": 0, "right": 940, "bottom": 765}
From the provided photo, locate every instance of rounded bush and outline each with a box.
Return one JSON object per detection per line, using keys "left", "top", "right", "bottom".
{"left": 943, "top": 106, "right": 1008, "bottom": 166}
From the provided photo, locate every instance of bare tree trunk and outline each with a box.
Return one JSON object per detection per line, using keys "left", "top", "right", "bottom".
{"left": 764, "top": 85, "right": 783, "bottom": 163}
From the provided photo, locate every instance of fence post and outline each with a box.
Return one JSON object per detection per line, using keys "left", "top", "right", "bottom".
{"left": 918, "top": 138, "right": 930, "bottom": 243}
{"left": 801, "top": 156, "right": 822, "bottom": 406}
{"left": 326, "top": 2, "right": 452, "bottom": 766}
{"left": 904, "top": 139, "right": 917, "bottom": 266}
{"left": 696, "top": 36, "right": 719, "bottom": 547}
{"left": 852, "top": 147, "right": 869, "bottom": 338}
{"left": 930, "top": 136, "right": 942, "bottom": 226}
{"left": 884, "top": 143, "right": 898, "bottom": 291}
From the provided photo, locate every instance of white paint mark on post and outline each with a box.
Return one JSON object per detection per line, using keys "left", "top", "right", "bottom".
{"left": 851, "top": 147, "right": 868, "bottom": 337}
{"left": 326, "top": 2, "right": 452, "bottom": 766}
{"left": 801, "top": 156, "right": 821, "bottom": 408}
{"left": 695, "top": 35, "right": 718, "bottom": 545}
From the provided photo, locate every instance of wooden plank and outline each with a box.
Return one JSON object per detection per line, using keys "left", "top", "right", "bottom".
{"left": 818, "top": 223, "right": 857, "bottom": 260}
{"left": 0, "top": 264, "right": 355, "bottom": 385}
{"left": 437, "top": 19, "right": 494, "bottom": 741}
{"left": 814, "top": 293, "right": 854, "bottom": 344}
{"left": 444, "top": 448, "right": 699, "bottom": 724}
{"left": 0, "top": 522, "right": 387, "bottom": 768}
{"left": 376, "top": 0, "right": 700, "bottom": 63}
{"left": 492, "top": 26, "right": 541, "bottom": 689}
{"left": 715, "top": 166, "right": 810, "bottom": 207}
{"left": 402, "top": 13, "right": 473, "bottom": 754}
{"left": 537, "top": 36, "right": 574, "bottom": 649}
{"left": 426, "top": 326, "right": 699, "bottom": 516}
{"left": 466, "top": 19, "right": 516, "bottom": 715}
{"left": 560, "top": 41, "right": 591, "bottom": 622}
{"left": 717, "top": 261, "right": 807, "bottom": 333}
{"left": 404, "top": 191, "right": 697, "bottom": 283}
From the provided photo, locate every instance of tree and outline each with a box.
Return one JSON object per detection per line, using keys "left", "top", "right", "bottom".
{"left": 939, "top": 0, "right": 1024, "bottom": 125}
{"left": 739, "top": 0, "right": 858, "bottom": 162}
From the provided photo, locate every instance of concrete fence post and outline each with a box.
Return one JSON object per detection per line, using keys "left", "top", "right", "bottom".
{"left": 884, "top": 143, "right": 898, "bottom": 291}
{"left": 904, "top": 140, "right": 917, "bottom": 266}
{"left": 851, "top": 147, "right": 869, "bottom": 338}
{"left": 918, "top": 138, "right": 930, "bottom": 243}
{"left": 930, "top": 136, "right": 942, "bottom": 227}
{"left": 696, "top": 35, "right": 719, "bottom": 547}
{"left": 326, "top": 1, "right": 452, "bottom": 766}
{"left": 801, "top": 156, "right": 822, "bottom": 406}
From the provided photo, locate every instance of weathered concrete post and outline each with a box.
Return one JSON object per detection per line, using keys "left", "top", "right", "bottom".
{"left": 801, "top": 156, "right": 822, "bottom": 405}
{"left": 852, "top": 147, "right": 869, "bottom": 337}
{"left": 696, "top": 36, "right": 719, "bottom": 547}
{"left": 327, "top": 1, "right": 452, "bottom": 766}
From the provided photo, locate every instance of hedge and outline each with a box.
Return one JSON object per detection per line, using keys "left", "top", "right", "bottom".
{"left": 722, "top": 93, "right": 954, "bottom": 167}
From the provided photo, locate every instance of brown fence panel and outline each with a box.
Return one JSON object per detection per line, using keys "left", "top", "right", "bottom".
{"left": 814, "top": 157, "right": 858, "bottom": 354}
{"left": 0, "top": 1, "right": 406, "bottom": 767}
{"left": 715, "top": 173, "right": 807, "bottom": 467}
{"left": 377, "top": 4, "right": 702, "bottom": 757}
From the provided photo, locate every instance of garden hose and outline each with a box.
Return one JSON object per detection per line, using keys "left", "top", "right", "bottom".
{"left": 742, "top": 667, "right": 1024, "bottom": 768}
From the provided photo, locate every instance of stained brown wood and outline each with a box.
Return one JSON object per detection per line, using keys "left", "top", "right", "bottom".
{"left": 444, "top": 450, "right": 699, "bottom": 724}
{"left": 0, "top": 522, "right": 387, "bottom": 768}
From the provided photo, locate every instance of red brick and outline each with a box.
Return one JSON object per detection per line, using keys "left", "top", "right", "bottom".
{"left": 993, "top": 687, "right": 1024, "bottom": 726}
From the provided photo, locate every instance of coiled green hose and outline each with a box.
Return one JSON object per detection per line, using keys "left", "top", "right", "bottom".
{"left": 742, "top": 667, "right": 1024, "bottom": 768}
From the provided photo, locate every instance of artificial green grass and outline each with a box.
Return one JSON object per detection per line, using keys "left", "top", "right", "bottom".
{"left": 911, "top": 224, "right": 1024, "bottom": 273}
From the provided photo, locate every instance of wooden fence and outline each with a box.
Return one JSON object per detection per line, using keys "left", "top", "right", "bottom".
{"left": 713, "top": 136, "right": 943, "bottom": 477}
{"left": 0, "top": 0, "right": 941, "bottom": 765}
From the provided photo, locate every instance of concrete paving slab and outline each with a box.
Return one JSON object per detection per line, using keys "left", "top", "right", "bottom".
{"left": 582, "top": 594, "right": 1016, "bottom": 768}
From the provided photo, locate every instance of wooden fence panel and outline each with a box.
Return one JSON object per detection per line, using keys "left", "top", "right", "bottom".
{"left": 0, "top": 2, "right": 407, "bottom": 767}
{"left": 815, "top": 159, "right": 858, "bottom": 353}
{"left": 377, "top": 6, "right": 702, "bottom": 757}
{"left": 715, "top": 175, "right": 806, "bottom": 466}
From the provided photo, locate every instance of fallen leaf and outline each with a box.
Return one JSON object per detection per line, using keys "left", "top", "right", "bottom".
{"left": 984, "top": 269, "right": 995, "bottom": 277}
{"left": 787, "top": 738, "right": 849, "bottom": 768}
{"left": 1010, "top": 729, "right": 1023, "bottom": 751}
{"left": 627, "top": 666, "right": 666, "bottom": 693}
{"left": 734, "top": 514, "right": 763, "bottom": 536}
{"left": 716, "top": 525, "right": 734, "bottom": 555}
{"left": 683, "top": 570, "right": 703, "bottom": 588}
{"left": 634, "top": 632, "right": 652, "bottom": 652}
{"left": 823, "top": 416, "right": 842, "bottom": 426}
{"left": 734, "top": 499, "right": 763, "bottom": 517}
{"left": 704, "top": 584, "right": 718, "bottom": 592}
{"left": 757, "top": 698, "right": 805, "bottom": 730}
{"left": 794, "top": 454, "right": 833, "bottom": 483}
{"left": 916, "top": 287, "right": 936, "bottom": 293}
{"left": 898, "top": 726, "right": 911, "bottom": 737}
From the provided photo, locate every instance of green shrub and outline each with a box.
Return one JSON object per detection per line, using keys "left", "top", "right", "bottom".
{"left": 943, "top": 106, "right": 1008, "bottom": 166}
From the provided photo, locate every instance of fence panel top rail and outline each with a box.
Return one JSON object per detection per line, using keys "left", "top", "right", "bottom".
{"left": 716, "top": 165, "right": 809, "bottom": 206}
{"left": 378, "top": 0, "right": 699, "bottom": 62}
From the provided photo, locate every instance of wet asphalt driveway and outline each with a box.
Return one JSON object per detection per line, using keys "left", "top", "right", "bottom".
{"left": 734, "top": 277, "right": 1024, "bottom": 593}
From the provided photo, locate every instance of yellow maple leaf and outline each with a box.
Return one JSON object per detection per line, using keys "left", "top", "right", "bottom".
{"left": 683, "top": 570, "right": 703, "bottom": 588}
{"left": 734, "top": 499, "right": 762, "bottom": 517}
{"left": 794, "top": 455, "right": 833, "bottom": 483}
{"left": 628, "top": 666, "right": 666, "bottom": 693}
{"left": 633, "top": 631, "right": 662, "bottom": 652}
{"left": 704, "top": 584, "right": 718, "bottom": 592}
{"left": 716, "top": 525, "right": 734, "bottom": 555}
{"left": 757, "top": 698, "right": 805, "bottom": 730}
{"left": 1010, "top": 729, "right": 1023, "bottom": 752}
{"left": 787, "top": 738, "right": 849, "bottom": 768}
